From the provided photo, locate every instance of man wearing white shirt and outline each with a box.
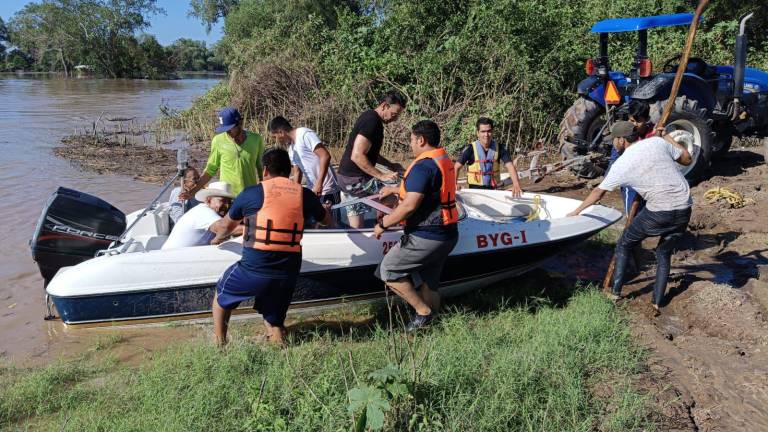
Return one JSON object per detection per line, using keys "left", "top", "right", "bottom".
{"left": 268, "top": 116, "right": 340, "bottom": 209}
{"left": 162, "top": 181, "right": 240, "bottom": 250}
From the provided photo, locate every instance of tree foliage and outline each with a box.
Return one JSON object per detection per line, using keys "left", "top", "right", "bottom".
{"left": 3, "top": 0, "right": 223, "bottom": 77}
{"left": 188, "top": 0, "right": 239, "bottom": 32}
{"left": 206, "top": 0, "right": 768, "bottom": 154}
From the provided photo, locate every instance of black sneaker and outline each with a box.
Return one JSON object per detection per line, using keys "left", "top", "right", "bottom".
{"left": 405, "top": 312, "right": 434, "bottom": 332}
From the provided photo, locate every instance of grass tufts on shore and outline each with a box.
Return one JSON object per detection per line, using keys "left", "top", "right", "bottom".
{"left": 1, "top": 287, "right": 650, "bottom": 431}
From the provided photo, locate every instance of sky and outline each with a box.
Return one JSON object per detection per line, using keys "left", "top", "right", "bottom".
{"left": 0, "top": 0, "right": 224, "bottom": 46}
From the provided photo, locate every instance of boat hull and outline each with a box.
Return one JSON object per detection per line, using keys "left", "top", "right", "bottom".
{"left": 51, "top": 231, "right": 595, "bottom": 324}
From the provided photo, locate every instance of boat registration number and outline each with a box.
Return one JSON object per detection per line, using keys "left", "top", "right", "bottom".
{"left": 476, "top": 230, "right": 527, "bottom": 249}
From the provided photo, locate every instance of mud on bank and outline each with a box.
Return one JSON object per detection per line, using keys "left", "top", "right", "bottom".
{"left": 528, "top": 146, "right": 768, "bottom": 431}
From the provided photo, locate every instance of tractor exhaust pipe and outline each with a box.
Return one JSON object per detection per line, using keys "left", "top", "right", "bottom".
{"left": 732, "top": 13, "right": 754, "bottom": 120}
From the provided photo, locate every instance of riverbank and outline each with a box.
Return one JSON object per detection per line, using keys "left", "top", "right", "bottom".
{"left": 2, "top": 283, "right": 652, "bottom": 431}
{"left": 526, "top": 146, "right": 768, "bottom": 430}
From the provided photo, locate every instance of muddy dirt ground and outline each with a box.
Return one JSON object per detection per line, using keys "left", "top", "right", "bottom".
{"left": 527, "top": 146, "right": 768, "bottom": 431}
{"left": 55, "top": 134, "right": 768, "bottom": 430}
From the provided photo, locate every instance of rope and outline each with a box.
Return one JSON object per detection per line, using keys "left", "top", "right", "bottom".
{"left": 703, "top": 187, "right": 755, "bottom": 208}
{"left": 526, "top": 195, "right": 543, "bottom": 222}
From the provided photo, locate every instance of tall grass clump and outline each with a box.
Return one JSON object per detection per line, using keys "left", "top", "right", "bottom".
{"left": 2, "top": 288, "right": 651, "bottom": 431}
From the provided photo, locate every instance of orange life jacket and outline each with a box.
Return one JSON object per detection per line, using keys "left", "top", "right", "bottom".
{"left": 243, "top": 177, "right": 304, "bottom": 253}
{"left": 398, "top": 147, "right": 459, "bottom": 225}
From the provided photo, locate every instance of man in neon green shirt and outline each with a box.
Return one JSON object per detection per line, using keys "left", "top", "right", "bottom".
{"left": 183, "top": 107, "right": 264, "bottom": 198}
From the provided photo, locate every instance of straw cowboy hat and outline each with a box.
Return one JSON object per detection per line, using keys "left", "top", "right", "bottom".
{"left": 195, "top": 181, "right": 235, "bottom": 201}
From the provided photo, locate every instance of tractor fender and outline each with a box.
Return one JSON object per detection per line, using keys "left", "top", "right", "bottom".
{"left": 631, "top": 73, "right": 716, "bottom": 112}
{"left": 577, "top": 76, "right": 602, "bottom": 97}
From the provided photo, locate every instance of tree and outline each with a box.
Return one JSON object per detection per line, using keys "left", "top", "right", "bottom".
{"left": 188, "top": 0, "right": 239, "bottom": 32}
{"left": 0, "top": 17, "right": 7, "bottom": 59}
{"left": 7, "top": 0, "right": 164, "bottom": 77}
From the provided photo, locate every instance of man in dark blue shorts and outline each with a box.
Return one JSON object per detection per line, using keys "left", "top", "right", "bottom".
{"left": 374, "top": 120, "right": 459, "bottom": 331}
{"left": 209, "top": 148, "right": 329, "bottom": 345}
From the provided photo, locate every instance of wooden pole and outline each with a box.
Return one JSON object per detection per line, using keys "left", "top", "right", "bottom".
{"left": 603, "top": 0, "right": 709, "bottom": 292}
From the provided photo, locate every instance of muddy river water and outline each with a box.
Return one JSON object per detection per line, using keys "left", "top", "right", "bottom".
{"left": 0, "top": 76, "right": 219, "bottom": 365}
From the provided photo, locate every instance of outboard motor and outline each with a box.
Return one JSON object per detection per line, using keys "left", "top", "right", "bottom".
{"left": 30, "top": 187, "right": 125, "bottom": 285}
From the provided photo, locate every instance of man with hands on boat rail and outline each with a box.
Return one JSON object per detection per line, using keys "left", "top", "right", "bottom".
{"left": 181, "top": 107, "right": 264, "bottom": 199}
{"left": 374, "top": 120, "right": 459, "bottom": 331}
{"left": 454, "top": 117, "right": 523, "bottom": 197}
{"left": 208, "top": 148, "right": 331, "bottom": 346}
{"left": 567, "top": 121, "right": 693, "bottom": 313}
{"left": 336, "top": 91, "right": 407, "bottom": 228}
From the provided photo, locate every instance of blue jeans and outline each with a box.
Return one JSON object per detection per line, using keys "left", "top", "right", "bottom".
{"left": 612, "top": 207, "right": 691, "bottom": 305}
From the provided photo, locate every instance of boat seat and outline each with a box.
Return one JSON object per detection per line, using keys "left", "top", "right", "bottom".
{"left": 459, "top": 192, "right": 535, "bottom": 221}
{"left": 130, "top": 235, "right": 169, "bottom": 252}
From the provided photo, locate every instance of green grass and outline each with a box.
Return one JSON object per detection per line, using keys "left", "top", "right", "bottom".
{"left": 1, "top": 284, "right": 651, "bottom": 431}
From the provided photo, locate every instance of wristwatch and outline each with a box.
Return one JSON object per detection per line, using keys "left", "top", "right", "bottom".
{"left": 377, "top": 222, "right": 388, "bottom": 231}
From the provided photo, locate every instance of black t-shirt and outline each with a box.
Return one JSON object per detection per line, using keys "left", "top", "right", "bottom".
{"left": 403, "top": 159, "right": 459, "bottom": 241}
{"left": 338, "top": 110, "right": 384, "bottom": 178}
{"left": 228, "top": 183, "right": 327, "bottom": 278}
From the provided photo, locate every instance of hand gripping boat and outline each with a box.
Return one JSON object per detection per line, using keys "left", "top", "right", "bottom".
{"left": 31, "top": 186, "right": 621, "bottom": 325}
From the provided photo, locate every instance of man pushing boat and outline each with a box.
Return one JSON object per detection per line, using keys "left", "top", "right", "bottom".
{"left": 374, "top": 120, "right": 459, "bottom": 331}
{"left": 567, "top": 121, "right": 693, "bottom": 313}
{"left": 208, "top": 148, "right": 330, "bottom": 345}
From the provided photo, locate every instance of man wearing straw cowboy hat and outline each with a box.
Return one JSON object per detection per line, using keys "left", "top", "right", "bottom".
{"left": 182, "top": 107, "right": 265, "bottom": 199}
{"left": 162, "top": 181, "right": 241, "bottom": 250}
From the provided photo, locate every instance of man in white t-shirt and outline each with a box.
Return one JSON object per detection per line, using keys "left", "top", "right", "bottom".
{"left": 268, "top": 116, "right": 339, "bottom": 201}
{"left": 567, "top": 121, "right": 693, "bottom": 313}
{"left": 162, "top": 181, "right": 240, "bottom": 250}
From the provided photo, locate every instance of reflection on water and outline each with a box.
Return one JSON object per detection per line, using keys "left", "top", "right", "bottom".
{"left": 0, "top": 77, "right": 218, "bottom": 365}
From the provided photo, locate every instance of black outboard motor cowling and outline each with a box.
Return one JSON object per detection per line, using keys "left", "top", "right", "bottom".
{"left": 30, "top": 187, "right": 125, "bottom": 285}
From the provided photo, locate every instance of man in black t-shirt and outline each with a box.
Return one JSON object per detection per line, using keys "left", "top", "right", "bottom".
{"left": 337, "top": 91, "right": 407, "bottom": 228}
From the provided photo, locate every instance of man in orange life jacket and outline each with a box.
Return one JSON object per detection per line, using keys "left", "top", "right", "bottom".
{"left": 374, "top": 120, "right": 459, "bottom": 331}
{"left": 209, "top": 148, "right": 330, "bottom": 345}
{"left": 454, "top": 117, "right": 523, "bottom": 197}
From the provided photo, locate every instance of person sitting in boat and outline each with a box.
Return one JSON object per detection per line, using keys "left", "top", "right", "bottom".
{"left": 374, "top": 120, "right": 459, "bottom": 331}
{"left": 167, "top": 166, "right": 201, "bottom": 225}
{"left": 208, "top": 148, "right": 331, "bottom": 346}
{"left": 161, "top": 181, "right": 238, "bottom": 250}
{"left": 181, "top": 107, "right": 265, "bottom": 200}
{"left": 453, "top": 117, "right": 523, "bottom": 197}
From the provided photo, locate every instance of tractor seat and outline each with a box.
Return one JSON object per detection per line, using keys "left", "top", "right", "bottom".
{"left": 685, "top": 57, "right": 718, "bottom": 80}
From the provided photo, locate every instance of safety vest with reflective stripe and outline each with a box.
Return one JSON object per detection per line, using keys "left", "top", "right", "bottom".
{"left": 243, "top": 177, "right": 304, "bottom": 253}
{"left": 398, "top": 147, "right": 459, "bottom": 226}
{"left": 466, "top": 140, "right": 500, "bottom": 188}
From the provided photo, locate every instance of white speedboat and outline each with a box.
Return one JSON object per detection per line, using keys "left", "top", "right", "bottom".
{"left": 31, "top": 187, "right": 621, "bottom": 324}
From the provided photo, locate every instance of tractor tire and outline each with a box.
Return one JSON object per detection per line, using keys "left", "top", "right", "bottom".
{"left": 558, "top": 97, "right": 607, "bottom": 178}
{"left": 649, "top": 96, "right": 714, "bottom": 183}
{"left": 711, "top": 129, "right": 733, "bottom": 159}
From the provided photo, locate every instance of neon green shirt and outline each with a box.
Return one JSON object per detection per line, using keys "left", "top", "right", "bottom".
{"left": 204, "top": 131, "right": 264, "bottom": 196}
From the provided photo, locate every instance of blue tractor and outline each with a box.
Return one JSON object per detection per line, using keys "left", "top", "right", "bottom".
{"left": 559, "top": 12, "right": 768, "bottom": 181}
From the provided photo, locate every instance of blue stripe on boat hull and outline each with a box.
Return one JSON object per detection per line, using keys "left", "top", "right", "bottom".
{"left": 51, "top": 232, "right": 597, "bottom": 324}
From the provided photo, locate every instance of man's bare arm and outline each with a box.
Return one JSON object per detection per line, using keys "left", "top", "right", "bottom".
{"left": 180, "top": 172, "right": 212, "bottom": 200}
{"left": 209, "top": 215, "right": 242, "bottom": 245}
{"left": 350, "top": 134, "right": 397, "bottom": 181}
{"left": 567, "top": 187, "right": 608, "bottom": 217}
{"left": 503, "top": 161, "right": 523, "bottom": 197}
{"left": 290, "top": 165, "right": 303, "bottom": 185}
{"left": 313, "top": 144, "right": 332, "bottom": 194}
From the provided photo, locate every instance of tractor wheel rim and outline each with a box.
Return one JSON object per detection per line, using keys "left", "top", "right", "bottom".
{"left": 664, "top": 119, "right": 701, "bottom": 176}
